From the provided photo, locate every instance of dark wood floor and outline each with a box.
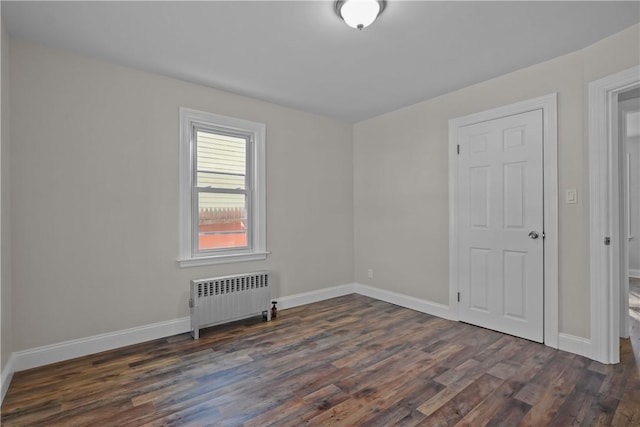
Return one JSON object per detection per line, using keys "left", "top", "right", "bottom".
{"left": 2, "top": 291, "right": 640, "bottom": 426}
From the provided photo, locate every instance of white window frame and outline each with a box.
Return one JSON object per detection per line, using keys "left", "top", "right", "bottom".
{"left": 178, "top": 108, "right": 267, "bottom": 267}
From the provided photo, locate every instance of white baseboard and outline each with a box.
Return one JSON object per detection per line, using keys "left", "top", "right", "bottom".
{"left": 12, "top": 317, "right": 190, "bottom": 373}
{"left": 629, "top": 269, "right": 640, "bottom": 279}
{"left": 0, "top": 281, "right": 597, "bottom": 407}
{"left": 7, "top": 284, "right": 358, "bottom": 380}
{"left": 354, "top": 283, "right": 453, "bottom": 320}
{"left": 558, "top": 333, "right": 592, "bottom": 359}
{"left": 6, "top": 283, "right": 450, "bottom": 377}
{"left": 1, "top": 353, "right": 16, "bottom": 403}
{"left": 276, "top": 283, "right": 356, "bottom": 310}
{"left": 5, "top": 283, "right": 359, "bottom": 378}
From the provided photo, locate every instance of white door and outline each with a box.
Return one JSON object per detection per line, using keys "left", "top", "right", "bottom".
{"left": 457, "top": 109, "right": 544, "bottom": 342}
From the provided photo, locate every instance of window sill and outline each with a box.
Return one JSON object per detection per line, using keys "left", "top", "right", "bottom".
{"left": 177, "top": 251, "right": 269, "bottom": 268}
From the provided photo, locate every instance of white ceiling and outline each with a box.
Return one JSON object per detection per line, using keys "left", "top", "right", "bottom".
{"left": 2, "top": 1, "right": 639, "bottom": 122}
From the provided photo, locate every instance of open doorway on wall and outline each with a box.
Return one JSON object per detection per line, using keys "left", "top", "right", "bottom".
{"left": 619, "top": 89, "right": 640, "bottom": 352}
{"left": 588, "top": 65, "right": 640, "bottom": 364}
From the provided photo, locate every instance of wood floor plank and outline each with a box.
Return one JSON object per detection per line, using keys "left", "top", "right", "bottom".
{"left": 516, "top": 361, "right": 584, "bottom": 426}
{"left": 358, "top": 375, "right": 445, "bottom": 427}
{"left": 454, "top": 379, "right": 523, "bottom": 427}
{"left": 611, "top": 366, "right": 640, "bottom": 426}
{"left": 2, "top": 293, "right": 640, "bottom": 426}
{"left": 486, "top": 397, "right": 530, "bottom": 427}
{"left": 423, "top": 373, "right": 505, "bottom": 426}
{"left": 417, "top": 335, "right": 527, "bottom": 418}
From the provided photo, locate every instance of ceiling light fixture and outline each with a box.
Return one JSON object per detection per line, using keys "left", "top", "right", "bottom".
{"left": 335, "top": 0, "right": 386, "bottom": 30}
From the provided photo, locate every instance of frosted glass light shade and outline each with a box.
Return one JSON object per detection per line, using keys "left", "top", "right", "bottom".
{"left": 337, "top": 0, "right": 385, "bottom": 30}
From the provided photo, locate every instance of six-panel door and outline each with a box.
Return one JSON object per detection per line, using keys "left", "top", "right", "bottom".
{"left": 457, "top": 109, "right": 544, "bottom": 342}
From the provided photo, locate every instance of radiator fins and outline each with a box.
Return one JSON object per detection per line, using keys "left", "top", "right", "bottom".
{"left": 190, "top": 272, "right": 271, "bottom": 339}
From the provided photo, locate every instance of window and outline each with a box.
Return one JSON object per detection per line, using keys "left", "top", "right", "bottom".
{"left": 179, "top": 108, "right": 266, "bottom": 267}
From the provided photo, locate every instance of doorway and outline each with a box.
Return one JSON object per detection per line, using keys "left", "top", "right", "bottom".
{"left": 619, "top": 91, "right": 640, "bottom": 340}
{"left": 449, "top": 94, "right": 558, "bottom": 347}
{"left": 588, "top": 65, "right": 640, "bottom": 364}
{"left": 455, "top": 110, "right": 544, "bottom": 342}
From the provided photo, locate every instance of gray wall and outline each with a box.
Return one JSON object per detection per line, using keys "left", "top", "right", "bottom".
{"left": 9, "top": 39, "right": 354, "bottom": 351}
{"left": 4, "top": 23, "right": 640, "bottom": 355}
{"left": 354, "top": 24, "right": 640, "bottom": 339}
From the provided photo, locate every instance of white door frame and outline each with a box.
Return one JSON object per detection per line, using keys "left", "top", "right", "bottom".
{"left": 449, "top": 93, "right": 559, "bottom": 348}
{"left": 588, "top": 65, "right": 640, "bottom": 364}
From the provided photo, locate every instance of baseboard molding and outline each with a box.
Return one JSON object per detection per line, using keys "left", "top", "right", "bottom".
{"left": 276, "top": 282, "right": 454, "bottom": 321}
{"left": 354, "top": 283, "right": 454, "bottom": 320}
{"left": 276, "top": 283, "right": 356, "bottom": 310}
{"left": 558, "top": 333, "right": 592, "bottom": 359}
{"left": 1, "top": 281, "right": 596, "bottom": 407}
{"left": 629, "top": 269, "right": 640, "bottom": 279}
{"left": 1, "top": 353, "right": 16, "bottom": 403}
{"left": 12, "top": 317, "right": 190, "bottom": 374}
{"left": 7, "top": 284, "right": 358, "bottom": 377}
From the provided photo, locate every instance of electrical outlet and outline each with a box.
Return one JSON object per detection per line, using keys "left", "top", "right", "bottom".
{"left": 367, "top": 269, "right": 374, "bottom": 279}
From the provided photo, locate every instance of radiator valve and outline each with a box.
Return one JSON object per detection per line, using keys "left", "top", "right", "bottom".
{"left": 271, "top": 301, "right": 278, "bottom": 319}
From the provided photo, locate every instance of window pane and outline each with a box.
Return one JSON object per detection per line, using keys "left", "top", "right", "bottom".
{"left": 196, "top": 130, "right": 246, "bottom": 176}
{"left": 198, "top": 192, "right": 247, "bottom": 251}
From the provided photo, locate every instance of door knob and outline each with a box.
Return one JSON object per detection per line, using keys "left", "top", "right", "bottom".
{"left": 528, "top": 231, "right": 540, "bottom": 239}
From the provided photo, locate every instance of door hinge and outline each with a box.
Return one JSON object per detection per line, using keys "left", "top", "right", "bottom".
{"left": 457, "top": 144, "right": 460, "bottom": 155}
{"left": 604, "top": 237, "right": 611, "bottom": 246}
{"left": 457, "top": 292, "right": 460, "bottom": 302}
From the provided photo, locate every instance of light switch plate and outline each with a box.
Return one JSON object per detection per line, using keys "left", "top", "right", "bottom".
{"left": 566, "top": 189, "right": 577, "bottom": 204}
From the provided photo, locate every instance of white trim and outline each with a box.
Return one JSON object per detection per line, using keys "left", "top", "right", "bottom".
{"left": 588, "top": 65, "right": 640, "bottom": 364}
{"left": 558, "top": 333, "right": 592, "bottom": 359}
{"left": 178, "top": 251, "right": 269, "bottom": 267}
{"left": 354, "top": 283, "right": 454, "bottom": 320}
{"left": 178, "top": 107, "right": 267, "bottom": 268}
{"left": 1, "top": 353, "right": 15, "bottom": 403}
{"left": 1, "top": 279, "right": 600, "bottom": 403}
{"left": 448, "top": 93, "right": 559, "bottom": 348}
{"left": 448, "top": 118, "right": 460, "bottom": 321}
{"left": 630, "top": 269, "right": 640, "bottom": 279}
{"left": 270, "top": 282, "right": 454, "bottom": 321}
{"left": 276, "top": 283, "right": 356, "bottom": 310}
{"left": 8, "top": 286, "right": 359, "bottom": 376}
{"left": 12, "top": 317, "right": 190, "bottom": 373}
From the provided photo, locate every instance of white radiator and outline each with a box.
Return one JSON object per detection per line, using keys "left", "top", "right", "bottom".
{"left": 189, "top": 271, "right": 271, "bottom": 339}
